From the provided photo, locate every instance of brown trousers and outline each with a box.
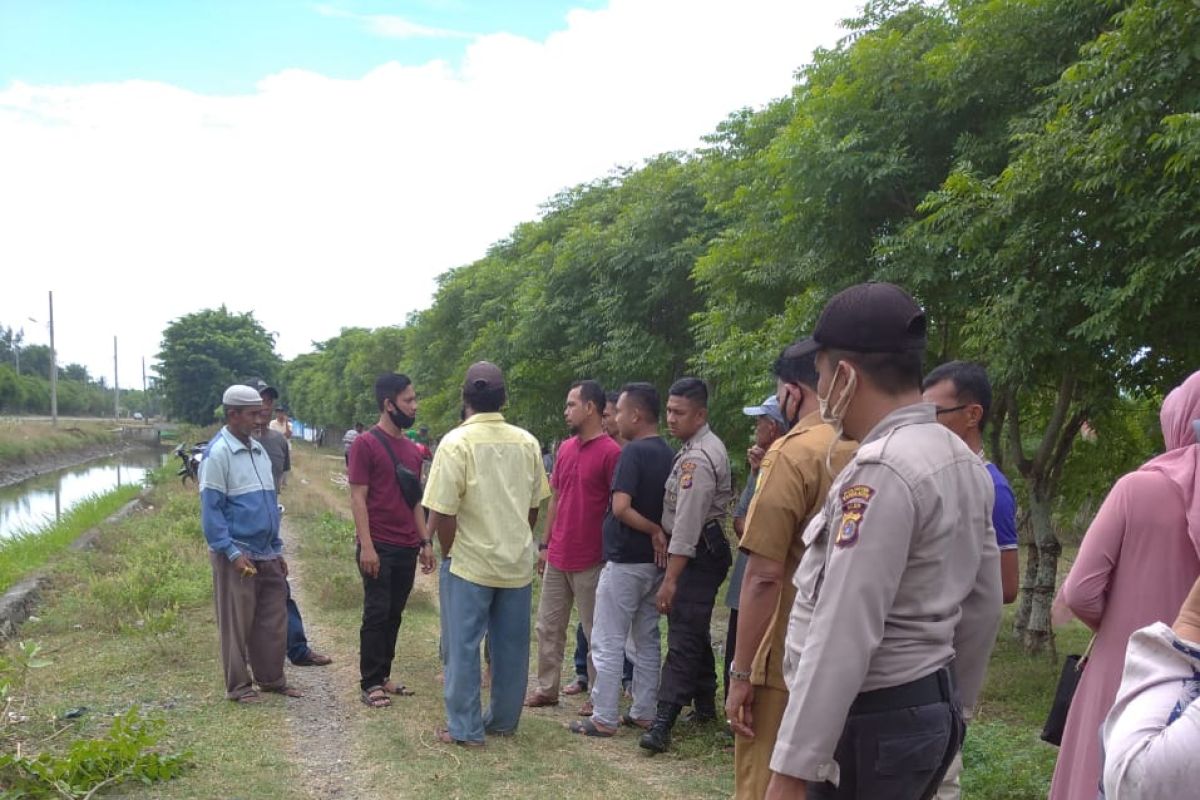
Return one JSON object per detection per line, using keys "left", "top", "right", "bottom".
{"left": 734, "top": 685, "right": 789, "bottom": 800}
{"left": 534, "top": 562, "right": 602, "bottom": 696}
{"left": 210, "top": 551, "right": 288, "bottom": 699}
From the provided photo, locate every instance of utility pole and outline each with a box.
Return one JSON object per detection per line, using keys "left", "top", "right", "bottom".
{"left": 48, "top": 291, "right": 57, "bottom": 426}
{"left": 141, "top": 357, "right": 146, "bottom": 393}
{"left": 113, "top": 336, "right": 120, "bottom": 419}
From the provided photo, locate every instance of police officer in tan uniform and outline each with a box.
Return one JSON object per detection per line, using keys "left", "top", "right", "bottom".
{"left": 725, "top": 343, "right": 857, "bottom": 799}
{"left": 639, "top": 377, "right": 734, "bottom": 754}
{"left": 766, "top": 283, "right": 1002, "bottom": 800}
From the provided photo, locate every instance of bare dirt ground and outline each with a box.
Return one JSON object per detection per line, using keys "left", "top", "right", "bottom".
{"left": 278, "top": 513, "right": 371, "bottom": 800}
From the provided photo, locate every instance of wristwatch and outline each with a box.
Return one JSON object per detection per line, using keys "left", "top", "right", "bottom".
{"left": 729, "top": 667, "right": 752, "bottom": 682}
{"left": 420, "top": 539, "right": 433, "bottom": 548}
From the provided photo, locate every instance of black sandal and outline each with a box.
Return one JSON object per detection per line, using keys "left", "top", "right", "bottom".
{"left": 361, "top": 686, "right": 391, "bottom": 708}
{"left": 567, "top": 718, "right": 615, "bottom": 738}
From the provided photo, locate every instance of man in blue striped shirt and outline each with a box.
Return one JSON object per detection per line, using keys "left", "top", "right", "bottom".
{"left": 199, "top": 385, "right": 300, "bottom": 703}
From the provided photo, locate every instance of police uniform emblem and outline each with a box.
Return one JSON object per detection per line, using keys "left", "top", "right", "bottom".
{"left": 680, "top": 460, "right": 696, "bottom": 490}
{"left": 834, "top": 485, "right": 875, "bottom": 549}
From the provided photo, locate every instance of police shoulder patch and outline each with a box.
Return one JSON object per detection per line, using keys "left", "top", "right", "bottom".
{"left": 680, "top": 473, "right": 694, "bottom": 490}
{"left": 834, "top": 484, "right": 875, "bottom": 549}
{"left": 680, "top": 461, "right": 697, "bottom": 474}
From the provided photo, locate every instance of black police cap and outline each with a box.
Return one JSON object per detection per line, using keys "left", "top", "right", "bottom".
{"left": 792, "top": 282, "right": 926, "bottom": 356}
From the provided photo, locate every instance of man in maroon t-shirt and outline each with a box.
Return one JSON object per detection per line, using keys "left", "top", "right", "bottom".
{"left": 525, "top": 380, "right": 621, "bottom": 708}
{"left": 348, "top": 373, "right": 436, "bottom": 709}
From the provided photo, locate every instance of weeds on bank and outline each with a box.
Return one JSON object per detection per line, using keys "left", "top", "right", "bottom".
{"left": 0, "top": 641, "right": 189, "bottom": 799}
{"left": 0, "top": 486, "right": 142, "bottom": 593}
{"left": 2, "top": 472, "right": 300, "bottom": 799}
{"left": 0, "top": 422, "right": 118, "bottom": 466}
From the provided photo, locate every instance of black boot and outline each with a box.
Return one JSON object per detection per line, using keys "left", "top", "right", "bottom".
{"left": 639, "top": 702, "right": 682, "bottom": 755}
{"left": 684, "top": 695, "right": 718, "bottom": 724}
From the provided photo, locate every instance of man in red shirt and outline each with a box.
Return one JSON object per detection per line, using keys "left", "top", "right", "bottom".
{"left": 347, "top": 373, "right": 436, "bottom": 709}
{"left": 525, "top": 380, "right": 622, "bottom": 708}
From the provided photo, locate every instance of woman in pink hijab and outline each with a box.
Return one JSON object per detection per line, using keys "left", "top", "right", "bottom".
{"left": 1049, "top": 370, "right": 1200, "bottom": 800}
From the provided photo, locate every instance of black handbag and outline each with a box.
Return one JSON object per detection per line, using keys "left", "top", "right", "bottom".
{"left": 368, "top": 428, "right": 424, "bottom": 509}
{"left": 1040, "top": 636, "right": 1095, "bottom": 746}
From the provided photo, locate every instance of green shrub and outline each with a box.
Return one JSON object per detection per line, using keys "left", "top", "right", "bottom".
{"left": 0, "top": 706, "right": 189, "bottom": 799}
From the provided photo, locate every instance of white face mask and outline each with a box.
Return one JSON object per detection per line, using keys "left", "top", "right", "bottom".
{"left": 818, "top": 362, "right": 857, "bottom": 475}
{"left": 818, "top": 362, "right": 857, "bottom": 429}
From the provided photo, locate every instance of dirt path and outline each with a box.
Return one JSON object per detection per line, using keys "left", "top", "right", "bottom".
{"left": 282, "top": 447, "right": 734, "bottom": 798}
{"left": 279, "top": 514, "right": 369, "bottom": 800}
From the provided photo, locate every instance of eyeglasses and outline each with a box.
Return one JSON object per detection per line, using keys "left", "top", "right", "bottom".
{"left": 935, "top": 404, "right": 968, "bottom": 416}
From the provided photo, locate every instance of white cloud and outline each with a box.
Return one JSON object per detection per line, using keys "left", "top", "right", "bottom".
{"left": 312, "top": 4, "right": 475, "bottom": 39}
{"left": 0, "top": 0, "right": 859, "bottom": 386}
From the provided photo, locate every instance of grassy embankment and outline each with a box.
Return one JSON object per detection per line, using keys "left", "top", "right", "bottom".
{"left": 0, "top": 419, "right": 119, "bottom": 466}
{"left": 0, "top": 444, "right": 1093, "bottom": 799}
{"left": 0, "top": 486, "right": 142, "bottom": 593}
{"left": 1, "top": 468, "right": 303, "bottom": 799}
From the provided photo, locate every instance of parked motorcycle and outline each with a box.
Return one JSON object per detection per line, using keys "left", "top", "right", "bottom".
{"left": 174, "top": 441, "right": 207, "bottom": 487}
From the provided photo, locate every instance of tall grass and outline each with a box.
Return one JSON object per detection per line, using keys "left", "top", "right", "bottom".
{"left": 0, "top": 420, "right": 119, "bottom": 465}
{"left": 0, "top": 485, "right": 142, "bottom": 592}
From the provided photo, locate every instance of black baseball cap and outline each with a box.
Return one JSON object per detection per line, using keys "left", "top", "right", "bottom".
{"left": 792, "top": 282, "right": 926, "bottom": 356}
{"left": 242, "top": 377, "right": 279, "bottom": 400}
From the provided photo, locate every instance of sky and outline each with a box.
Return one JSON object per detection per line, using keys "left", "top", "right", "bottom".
{"left": 1, "top": 0, "right": 861, "bottom": 386}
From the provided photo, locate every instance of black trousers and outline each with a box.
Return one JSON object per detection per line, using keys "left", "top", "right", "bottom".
{"left": 658, "top": 534, "right": 731, "bottom": 707}
{"left": 358, "top": 541, "right": 419, "bottom": 691}
{"left": 808, "top": 686, "right": 964, "bottom": 800}
{"left": 723, "top": 608, "right": 738, "bottom": 701}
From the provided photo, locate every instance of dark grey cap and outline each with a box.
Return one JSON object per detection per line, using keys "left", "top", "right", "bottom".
{"left": 793, "top": 282, "right": 926, "bottom": 355}
{"left": 463, "top": 361, "right": 505, "bottom": 392}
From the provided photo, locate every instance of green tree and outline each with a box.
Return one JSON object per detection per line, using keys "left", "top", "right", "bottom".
{"left": 284, "top": 326, "right": 407, "bottom": 429}
{"left": 899, "top": 0, "right": 1200, "bottom": 652}
{"left": 156, "top": 307, "right": 281, "bottom": 425}
{"left": 15, "top": 344, "right": 52, "bottom": 380}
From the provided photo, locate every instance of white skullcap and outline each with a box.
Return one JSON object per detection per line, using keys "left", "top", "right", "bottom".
{"left": 222, "top": 384, "right": 263, "bottom": 407}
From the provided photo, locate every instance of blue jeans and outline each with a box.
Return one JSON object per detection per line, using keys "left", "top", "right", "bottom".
{"left": 444, "top": 570, "right": 531, "bottom": 743}
{"left": 286, "top": 580, "right": 311, "bottom": 663}
{"left": 438, "top": 557, "right": 452, "bottom": 665}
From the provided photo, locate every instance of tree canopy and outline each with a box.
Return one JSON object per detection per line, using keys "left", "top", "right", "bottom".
{"left": 156, "top": 307, "right": 280, "bottom": 425}
{"left": 157, "top": 0, "right": 1198, "bottom": 652}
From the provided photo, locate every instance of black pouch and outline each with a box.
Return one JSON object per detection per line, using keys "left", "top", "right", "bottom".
{"left": 700, "top": 519, "right": 731, "bottom": 563}
{"left": 1041, "top": 638, "right": 1093, "bottom": 746}
{"left": 368, "top": 428, "right": 424, "bottom": 509}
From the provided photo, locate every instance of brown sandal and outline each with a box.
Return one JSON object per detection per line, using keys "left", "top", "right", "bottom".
{"left": 264, "top": 685, "right": 303, "bottom": 698}
{"left": 435, "top": 727, "right": 484, "bottom": 747}
{"left": 382, "top": 680, "right": 415, "bottom": 696}
{"left": 231, "top": 690, "right": 261, "bottom": 704}
{"left": 361, "top": 686, "right": 391, "bottom": 708}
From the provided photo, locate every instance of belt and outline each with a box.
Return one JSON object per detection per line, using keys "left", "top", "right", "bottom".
{"left": 848, "top": 667, "right": 954, "bottom": 716}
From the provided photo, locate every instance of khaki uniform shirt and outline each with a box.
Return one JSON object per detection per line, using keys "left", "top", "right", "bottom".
{"left": 738, "top": 411, "right": 857, "bottom": 691}
{"left": 770, "top": 403, "right": 1002, "bottom": 784}
{"left": 661, "top": 424, "right": 733, "bottom": 557}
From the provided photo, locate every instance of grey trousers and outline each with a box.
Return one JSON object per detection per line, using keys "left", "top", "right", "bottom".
{"left": 210, "top": 551, "right": 287, "bottom": 699}
{"left": 589, "top": 562, "right": 663, "bottom": 728}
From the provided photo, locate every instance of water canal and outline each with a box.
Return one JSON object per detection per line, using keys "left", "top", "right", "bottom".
{"left": 0, "top": 449, "right": 166, "bottom": 540}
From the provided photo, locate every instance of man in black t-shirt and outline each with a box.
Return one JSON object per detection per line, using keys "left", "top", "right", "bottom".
{"left": 569, "top": 383, "right": 675, "bottom": 738}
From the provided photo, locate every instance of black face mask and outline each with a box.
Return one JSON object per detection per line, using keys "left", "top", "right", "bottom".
{"left": 388, "top": 403, "right": 415, "bottom": 431}
{"left": 782, "top": 384, "right": 802, "bottom": 429}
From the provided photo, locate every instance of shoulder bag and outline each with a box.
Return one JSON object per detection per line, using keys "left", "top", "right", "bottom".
{"left": 368, "top": 427, "right": 424, "bottom": 509}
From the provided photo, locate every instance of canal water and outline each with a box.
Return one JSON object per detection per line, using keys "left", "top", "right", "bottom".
{"left": 0, "top": 449, "right": 166, "bottom": 540}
